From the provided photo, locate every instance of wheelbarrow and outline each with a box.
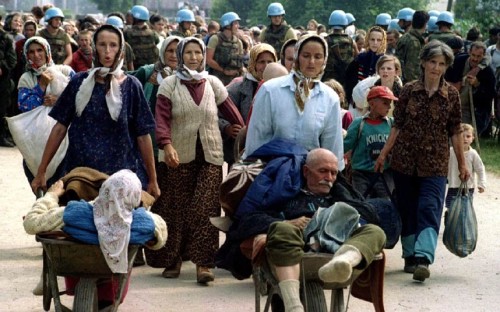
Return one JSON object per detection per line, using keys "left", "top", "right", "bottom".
{"left": 36, "top": 232, "right": 139, "bottom": 312}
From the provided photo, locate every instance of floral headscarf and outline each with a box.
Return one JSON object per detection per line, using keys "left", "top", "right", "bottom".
{"left": 175, "top": 37, "right": 209, "bottom": 81}
{"left": 75, "top": 25, "right": 125, "bottom": 121}
{"left": 247, "top": 43, "right": 277, "bottom": 81}
{"left": 93, "top": 169, "right": 142, "bottom": 273}
{"left": 292, "top": 34, "right": 328, "bottom": 111}
{"left": 23, "top": 36, "right": 54, "bottom": 75}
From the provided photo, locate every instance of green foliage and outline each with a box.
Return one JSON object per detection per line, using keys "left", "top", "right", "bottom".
{"left": 479, "top": 137, "right": 500, "bottom": 175}
{"left": 210, "top": 0, "right": 431, "bottom": 30}
{"left": 88, "top": 0, "right": 135, "bottom": 14}
{"left": 454, "top": 0, "right": 500, "bottom": 38}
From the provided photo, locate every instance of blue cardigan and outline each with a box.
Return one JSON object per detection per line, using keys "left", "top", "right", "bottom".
{"left": 62, "top": 200, "right": 155, "bottom": 245}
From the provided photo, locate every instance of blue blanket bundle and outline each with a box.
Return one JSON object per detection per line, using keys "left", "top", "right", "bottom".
{"left": 62, "top": 200, "right": 155, "bottom": 245}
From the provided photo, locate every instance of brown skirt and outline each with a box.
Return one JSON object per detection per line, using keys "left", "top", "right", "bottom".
{"left": 145, "top": 145, "right": 222, "bottom": 269}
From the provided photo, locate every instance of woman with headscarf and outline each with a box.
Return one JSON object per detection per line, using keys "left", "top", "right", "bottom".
{"left": 31, "top": 25, "right": 160, "bottom": 200}
{"left": 222, "top": 43, "right": 277, "bottom": 164}
{"left": 134, "top": 36, "right": 182, "bottom": 163}
{"left": 148, "top": 37, "right": 244, "bottom": 284}
{"left": 16, "top": 36, "right": 74, "bottom": 185}
{"left": 23, "top": 169, "right": 167, "bottom": 307}
{"left": 17, "top": 36, "right": 74, "bottom": 113}
{"left": 244, "top": 34, "right": 344, "bottom": 169}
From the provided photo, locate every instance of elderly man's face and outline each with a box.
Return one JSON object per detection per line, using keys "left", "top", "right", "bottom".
{"left": 303, "top": 155, "right": 339, "bottom": 196}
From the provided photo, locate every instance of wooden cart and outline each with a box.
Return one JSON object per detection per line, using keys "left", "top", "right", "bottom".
{"left": 36, "top": 232, "right": 139, "bottom": 312}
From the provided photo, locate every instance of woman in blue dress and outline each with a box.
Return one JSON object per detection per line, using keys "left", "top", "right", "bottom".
{"left": 31, "top": 24, "right": 160, "bottom": 198}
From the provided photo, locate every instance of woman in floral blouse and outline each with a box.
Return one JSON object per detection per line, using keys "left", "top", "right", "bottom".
{"left": 375, "top": 40, "right": 469, "bottom": 282}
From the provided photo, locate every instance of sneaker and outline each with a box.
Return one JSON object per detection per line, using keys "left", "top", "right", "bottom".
{"left": 403, "top": 256, "right": 416, "bottom": 274}
{"left": 412, "top": 257, "right": 430, "bottom": 282}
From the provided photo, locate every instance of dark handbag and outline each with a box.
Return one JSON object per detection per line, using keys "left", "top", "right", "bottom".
{"left": 364, "top": 173, "right": 402, "bottom": 249}
{"left": 443, "top": 182, "right": 478, "bottom": 257}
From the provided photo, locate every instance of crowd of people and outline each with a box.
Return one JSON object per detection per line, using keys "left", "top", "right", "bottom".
{"left": 1, "top": 2, "right": 498, "bottom": 311}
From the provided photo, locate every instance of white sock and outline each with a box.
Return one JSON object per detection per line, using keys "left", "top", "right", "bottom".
{"left": 32, "top": 273, "right": 43, "bottom": 296}
{"left": 278, "top": 279, "right": 304, "bottom": 312}
{"left": 318, "top": 244, "right": 362, "bottom": 283}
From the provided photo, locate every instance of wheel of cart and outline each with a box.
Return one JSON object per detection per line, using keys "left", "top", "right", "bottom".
{"left": 250, "top": 243, "right": 385, "bottom": 312}
{"left": 36, "top": 232, "right": 139, "bottom": 312}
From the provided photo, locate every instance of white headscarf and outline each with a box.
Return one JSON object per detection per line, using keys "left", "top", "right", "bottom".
{"left": 175, "top": 37, "right": 209, "bottom": 81}
{"left": 292, "top": 34, "right": 328, "bottom": 111}
{"left": 154, "top": 35, "right": 182, "bottom": 85}
{"left": 23, "top": 36, "right": 54, "bottom": 76}
{"left": 93, "top": 169, "right": 142, "bottom": 273}
{"left": 75, "top": 25, "right": 125, "bottom": 121}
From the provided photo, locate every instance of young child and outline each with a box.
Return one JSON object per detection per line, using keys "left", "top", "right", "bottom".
{"left": 324, "top": 79, "right": 354, "bottom": 134}
{"left": 344, "top": 86, "right": 396, "bottom": 199}
{"left": 445, "top": 123, "right": 486, "bottom": 207}
{"left": 70, "top": 29, "right": 93, "bottom": 73}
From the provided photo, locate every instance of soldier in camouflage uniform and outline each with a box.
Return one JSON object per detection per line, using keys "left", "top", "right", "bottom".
{"left": 206, "top": 12, "right": 244, "bottom": 85}
{"left": 396, "top": 11, "right": 429, "bottom": 83}
{"left": 170, "top": 9, "right": 197, "bottom": 38}
{"left": 124, "top": 5, "right": 159, "bottom": 69}
{"left": 37, "top": 7, "right": 72, "bottom": 65}
{"left": 427, "top": 11, "right": 456, "bottom": 48}
{"left": 259, "top": 3, "right": 297, "bottom": 57}
{"left": 0, "top": 28, "right": 17, "bottom": 147}
{"left": 322, "top": 10, "right": 358, "bottom": 85}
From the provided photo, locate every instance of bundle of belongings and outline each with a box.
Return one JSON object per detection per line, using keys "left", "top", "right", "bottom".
{"left": 23, "top": 167, "right": 167, "bottom": 273}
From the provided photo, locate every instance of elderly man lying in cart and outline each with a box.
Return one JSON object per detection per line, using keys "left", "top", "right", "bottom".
{"left": 217, "top": 144, "right": 386, "bottom": 312}
{"left": 23, "top": 169, "right": 167, "bottom": 309}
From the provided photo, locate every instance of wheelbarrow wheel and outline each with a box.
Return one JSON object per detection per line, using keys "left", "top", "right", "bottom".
{"left": 301, "top": 281, "right": 327, "bottom": 312}
{"left": 42, "top": 250, "right": 51, "bottom": 311}
{"left": 73, "top": 278, "right": 98, "bottom": 312}
{"left": 270, "top": 293, "right": 285, "bottom": 312}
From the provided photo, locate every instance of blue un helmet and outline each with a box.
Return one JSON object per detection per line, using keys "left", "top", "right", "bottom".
{"left": 436, "top": 11, "right": 454, "bottom": 25}
{"left": 176, "top": 9, "right": 196, "bottom": 23}
{"left": 427, "top": 16, "right": 438, "bottom": 33}
{"left": 267, "top": 3, "right": 285, "bottom": 17}
{"left": 346, "top": 13, "right": 355, "bottom": 25}
{"left": 375, "top": 13, "right": 392, "bottom": 27}
{"left": 428, "top": 10, "right": 440, "bottom": 18}
{"left": 328, "top": 10, "right": 348, "bottom": 29}
{"left": 106, "top": 16, "right": 124, "bottom": 29}
{"left": 130, "top": 5, "right": 149, "bottom": 21}
{"left": 220, "top": 12, "right": 241, "bottom": 28}
{"left": 396, "top": 7, "right": 415, "bottom": 22}
{"left": 388, "top": 19, "right": 403, "bottom": 32}
{"left": 45, "top": 7, "right": 64, "bottom": 22}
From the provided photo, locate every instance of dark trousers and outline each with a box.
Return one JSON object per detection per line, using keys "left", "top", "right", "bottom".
{"left": 393, "top": 171, "right": 446, "bottom": 263}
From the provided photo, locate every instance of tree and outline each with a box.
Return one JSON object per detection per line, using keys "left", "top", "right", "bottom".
{"left": 210, "top": 0, "right": 431, "bottom": 30}
{"left": 88, "top": 0, "right": 135, "bottom": 14}
{"left": 454, "top": 0, "right": 500, "bottom": 38}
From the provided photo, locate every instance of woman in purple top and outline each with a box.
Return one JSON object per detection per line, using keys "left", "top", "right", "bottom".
{"left": 31, "top": 24, "right": 160, "bottom": 198}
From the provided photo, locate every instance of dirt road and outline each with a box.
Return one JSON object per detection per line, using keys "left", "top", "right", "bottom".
{"left": 1, "top": 146, "right": 499, "bottom": 311}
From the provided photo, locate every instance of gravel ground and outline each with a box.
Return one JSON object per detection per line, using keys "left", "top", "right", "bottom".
{"left": 1, "top": 146, "right": 499, "bottom": 312}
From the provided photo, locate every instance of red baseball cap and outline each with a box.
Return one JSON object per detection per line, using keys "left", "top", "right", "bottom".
{"left": 367, "top": 86, "right": 398, "bottom": 101}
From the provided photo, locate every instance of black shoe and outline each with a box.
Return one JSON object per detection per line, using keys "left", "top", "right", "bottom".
{"left": 413, "top": 257, "right": 430, "bottom": 282}
{"left": 404, "top": 256, "right": 416, "bottom": 273}
{"left": 0, "top": 137, "right": 15, "bottom": 148}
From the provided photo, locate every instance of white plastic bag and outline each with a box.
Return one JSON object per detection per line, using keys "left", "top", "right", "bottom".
{"left": 352, "top": 75, "right": 380, "bottom": 110}
{"left": 7, "top": 106, "right": 69, "bottom": 179}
